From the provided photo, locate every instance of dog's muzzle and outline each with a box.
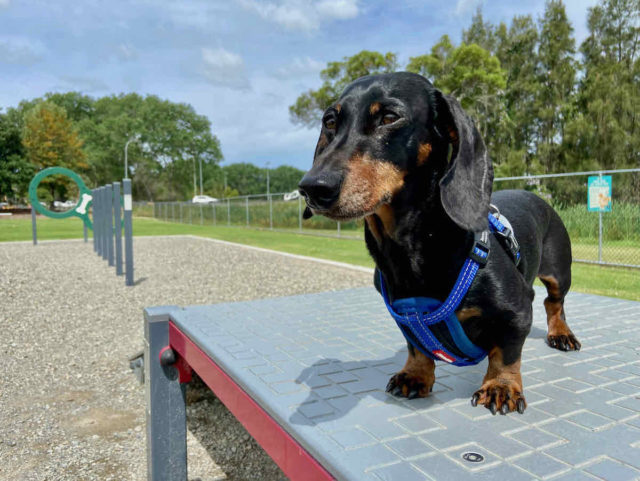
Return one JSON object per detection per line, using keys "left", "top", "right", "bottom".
{"left": 298, "top": 171, "right": 341, "bottom": 211}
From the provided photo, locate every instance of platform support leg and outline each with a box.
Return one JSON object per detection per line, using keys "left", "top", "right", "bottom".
{"left": 144, "top": 307, "right": 187, "bottom": 481}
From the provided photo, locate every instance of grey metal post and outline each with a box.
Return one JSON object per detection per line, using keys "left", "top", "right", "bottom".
{"left": 165, "top": 203, "right": 168, "bottom": 222}
{"left": 212, "top": 203, "right": 216, "bottom": 225}
{"left": 246, "top": 197, "right": 249, "bottom": 226}
{"left": 95, "top": 188, "right": 101, "bottom": 255}
{"left": 97, "top": 187, "right": 103, "bottom": 257}
{"left": 114, "top": 182, "right": 123, "bottom": 276}
{"left": 598, "top": 172, "right": 603, "bottom": 263}
{"left": 337, "top": 221, "right": 341, "bottom": 238}
{"left": 227, "top": 198, "right": 230, "bottom": 226}
{"left": 92, "top": 189, "right": 97, "bottom": 253}
{"left": 106, "top": 184, "right": 114, "bottom": 267}
{"left": 144, "top": 307, "right": 187, "bottom": 481}
{"left": 298, "top": 196, "right": 302, "bottom": 231}
{"left": 189, "top": 203, "right": 192, "bottom": 224}
{"left": 269, "top": 194, "right": 273, "bottom": 230}
{"left": 101, "top": 186, "right": 108, "bottom": 262}
{"left": 200, "top": 204, "right": 203, "bottom": 225}
{"left": 179, "top": 202, "right": 183, "bottom": 223}
{"left": 123, "top": 178, "right": 134, "bottom": 287}
{"left": 31, "top": 205, "right": 37, "bottom": 245}
{"left": 83, "top": 223, "right": 88, "bottom": 243}
{"left": 172, "top": 202, "right": 175, "bottom": 222}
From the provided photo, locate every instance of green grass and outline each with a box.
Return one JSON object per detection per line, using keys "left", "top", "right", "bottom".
{"left": 2, "top": 216, "right": 639, "bottom": 301}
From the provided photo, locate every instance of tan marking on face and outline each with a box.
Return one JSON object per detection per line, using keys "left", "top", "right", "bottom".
{"left": 335, "top": 103, "right": 341, "bottom": 113}
{"left": 417, "top": 142, "right": 432, "bottom": 165}
{"left": 456, "top": 307, "right": 482, "bottom": 322}
{"left": 330, "top": 154, "right": 405, "bottom": 220}
{"left": 365, "top": 216, "right": 382, "bottom": 244}
{"left": 369, "top": 102, "right": 381, "bottom": 115}
{"left": 316, "top": 134, "right": 328, "bottom": 150}
{"left": 375, "top": 204, "right": 395, "bottom": 237}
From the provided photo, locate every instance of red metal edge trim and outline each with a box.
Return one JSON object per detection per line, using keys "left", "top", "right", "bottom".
{"left": 169, "top": 322, "right": 335, "bottom": 481}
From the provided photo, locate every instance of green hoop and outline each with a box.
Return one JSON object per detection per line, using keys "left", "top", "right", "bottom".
{"left": 28, "top": 167, "right": 94, "bottom": 229}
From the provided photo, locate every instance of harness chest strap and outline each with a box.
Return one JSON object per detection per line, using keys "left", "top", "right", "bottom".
{"left": 379, "top": 213, "right": 520, "bottom": 367}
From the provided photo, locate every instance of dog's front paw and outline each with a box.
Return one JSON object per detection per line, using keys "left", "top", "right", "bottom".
{"left": 471, "top": 379, "right": 526, "bottom": 415}
{"left": 386, "top": 371, "right": 435, "bottom": 399}
{"left": 547, "top": 333, "right": 581, "bottom": 351}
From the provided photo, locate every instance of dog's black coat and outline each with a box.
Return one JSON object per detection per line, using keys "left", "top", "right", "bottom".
{"left": 299, "top": 72, "right": 578, "bottom": 412}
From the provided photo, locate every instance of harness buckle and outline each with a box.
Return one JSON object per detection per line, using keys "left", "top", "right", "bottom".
{"left": 469, "top": 231, "right": 490, "bottom": 267}
{"left": 492, "top": 225, "right": 521, "bottom": 266}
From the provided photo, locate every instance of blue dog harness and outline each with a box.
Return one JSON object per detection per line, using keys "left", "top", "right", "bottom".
{"left": 379, "top": 211, "right": 520, "bottom": 366}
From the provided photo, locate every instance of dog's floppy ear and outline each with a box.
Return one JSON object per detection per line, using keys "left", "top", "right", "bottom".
{"left": 434, "top": 90, "right": 493, "bottom": 232}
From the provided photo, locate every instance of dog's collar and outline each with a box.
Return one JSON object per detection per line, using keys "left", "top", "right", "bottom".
{"left": 378, "top": 212, "right": 520, "bottom": 366}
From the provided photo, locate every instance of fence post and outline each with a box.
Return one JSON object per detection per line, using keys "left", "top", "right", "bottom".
{"left": 123, "top": 178, "right": 134, "bottom": 287}
{"left": 92, "top": 189, "right": 97, "bottom": 253}
{"left": 337, "top": 221, "right": 341, "bottom": 238}
{"left": 106, "top": 184, "right": 114, "bottom": 267}
{"left": 598, "top": 172, "right": 603, "bottom": 263}
{"left": 189, "top": 203, "right": 192, "bottom": 224}
{"left": 200, "top": 204, "right": 203, "bottom": 225}
{"left": 83, "top": 223, "right": 88, "bottom": 243}
{"left": 95, "top": 188, "right": 101, "bottom": 255}
{"left": 31, "top": 205, "right": 37, "bottom": 245}
{"left": 298, "top": 196, "right": 302, "bottom": 231}
{"left": 114, "top": 182, "right": 123, "bottom": 276}
{"left": 179, "top": 202, "right": 183, "bottom": 223}
{"left": 102, "top": 186, "right": 109, "bottom": 262}
{"left": 246, "top": 197, "right": 249, "bottom": 226}
{"left": 172, "top": 202, "right": 175, "bottom": 222}
{"left": 212, "top": 203, "right": 216, "bottom": 226}
{"left": 269, "top": 194, "right": 273, "bottom": 230}
{"left": 227, "top": 198, "right": 230, "bottom": 226}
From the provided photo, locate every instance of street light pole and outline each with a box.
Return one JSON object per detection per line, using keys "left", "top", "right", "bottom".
{"left": 266, "top": 161, "right": 270, "bottom": 195}
{"left": 124, "top": 134, "right": 140, "bottom": 179}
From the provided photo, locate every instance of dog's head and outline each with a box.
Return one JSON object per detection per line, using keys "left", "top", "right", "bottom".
{"left": 298, "top": 72, "right": 493, "bottom": 232}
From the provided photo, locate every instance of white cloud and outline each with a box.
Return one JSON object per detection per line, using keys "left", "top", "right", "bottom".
{"left": 116, "top": 43, "right": 137, "bottom": 61}
{"left": 56, "top": 76, "right": 108, "bottom": 93}
{"left": 0, "top": 36, "right": 43, "bottom": 65}
{"left": 0, "top": 0, "right": 9, "bottom": 8}
{"left": 201, "top": 47, "right": 250, "bottom": 90}
{"left": 455, "top": 0, "right": 482, "bottom": 16}
{"left": 237, "top": 0, "right": 359, "bottom": 32}
{"left": 272, "top": 56, "right": 324, "bottom": 79}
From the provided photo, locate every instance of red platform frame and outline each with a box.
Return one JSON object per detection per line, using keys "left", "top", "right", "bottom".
{"left": 168, "top": 322, "right": 335, "bottom": 481}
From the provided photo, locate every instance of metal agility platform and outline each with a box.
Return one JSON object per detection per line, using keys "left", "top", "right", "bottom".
{"left": 144, "top": 287, "right": 640, "bottom": 481}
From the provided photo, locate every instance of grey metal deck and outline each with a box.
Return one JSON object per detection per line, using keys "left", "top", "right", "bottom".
{"left": 170, "top": 287, "right": 640, "bottom": 481}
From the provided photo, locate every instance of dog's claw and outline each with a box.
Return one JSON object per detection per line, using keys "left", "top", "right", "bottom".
{"left": 490, "top": 402, "right": 497, "bottom": 415}
{"left": 391, "top": 386, "right": 402, "bottom": 397}
{"left": 471, "top": 393, "right": 479, "bottom": 407}
{"left": 408, "top": 389, "right": 419, "bottom": 399}
{"left": 501, "top": 403, "right": 509, "bottom": 415}
{"left": 517, "top": 399, "right": 525, "bottom": 414}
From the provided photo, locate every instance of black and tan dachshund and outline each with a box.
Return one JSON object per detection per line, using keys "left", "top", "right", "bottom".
{"left": 298, "top": 72, "right": 581, "bottom": 415}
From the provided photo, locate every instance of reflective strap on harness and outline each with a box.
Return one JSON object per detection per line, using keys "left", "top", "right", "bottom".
{"left": 377, "top": 212, "right": 521, "bottom": 367}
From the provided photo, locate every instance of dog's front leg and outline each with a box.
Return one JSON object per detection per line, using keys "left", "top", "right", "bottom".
{"left": 386, "top": 344, "right": 436, "bottom": 399}
{"left": 471, "top": 345, "right": 527, "bottom": 415}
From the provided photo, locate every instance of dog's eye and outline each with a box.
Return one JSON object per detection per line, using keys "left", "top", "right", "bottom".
{"left": 323, "top": 117, "right": 337, "bottom": 130}
{"left": 382, "top": 113, "right": 399, "bottom": 125}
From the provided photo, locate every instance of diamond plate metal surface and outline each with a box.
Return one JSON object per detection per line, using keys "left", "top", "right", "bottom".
{"left": 168, "top": 287, "right": 640, "bottom": 481}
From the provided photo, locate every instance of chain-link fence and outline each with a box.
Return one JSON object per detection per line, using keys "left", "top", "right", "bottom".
{"left": 134, "top": 168, "right": 640, "bottom": 268}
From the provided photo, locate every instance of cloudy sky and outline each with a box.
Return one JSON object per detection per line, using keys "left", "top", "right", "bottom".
{"left": 0, "top": 0, "right": 598, "bottom": 171}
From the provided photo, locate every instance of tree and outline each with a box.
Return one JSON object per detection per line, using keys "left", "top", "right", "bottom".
{"left": 463, "top": 8, "right": 499, "bottom": 54}
{"left": 289, "top": 50, "right": 398, "bottom": 127}
{"left": 494, "top": 15, "right": 542, "bottom": 175}
{"left": 0, "top": 108, "right": 32, "bottom": 201}
{"left": 408, "top": 38, "right": 507, "bottom": 167}
{"left": 534, "top": 0, "right": 577, "bottom": 173}
{"left": 22, "top": 102, "right": 87, "bottom": 204}
{"left": 572, "top": 0, "right": 640, "bottom": 171}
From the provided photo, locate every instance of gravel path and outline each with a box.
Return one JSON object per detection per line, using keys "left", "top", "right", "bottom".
{"left": 0, "top": 236, "right": 371, "bottom": 481}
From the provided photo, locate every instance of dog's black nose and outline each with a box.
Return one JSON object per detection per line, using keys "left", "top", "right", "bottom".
{"left": 298, "top": 172, "right": 341, "bottom": 210}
